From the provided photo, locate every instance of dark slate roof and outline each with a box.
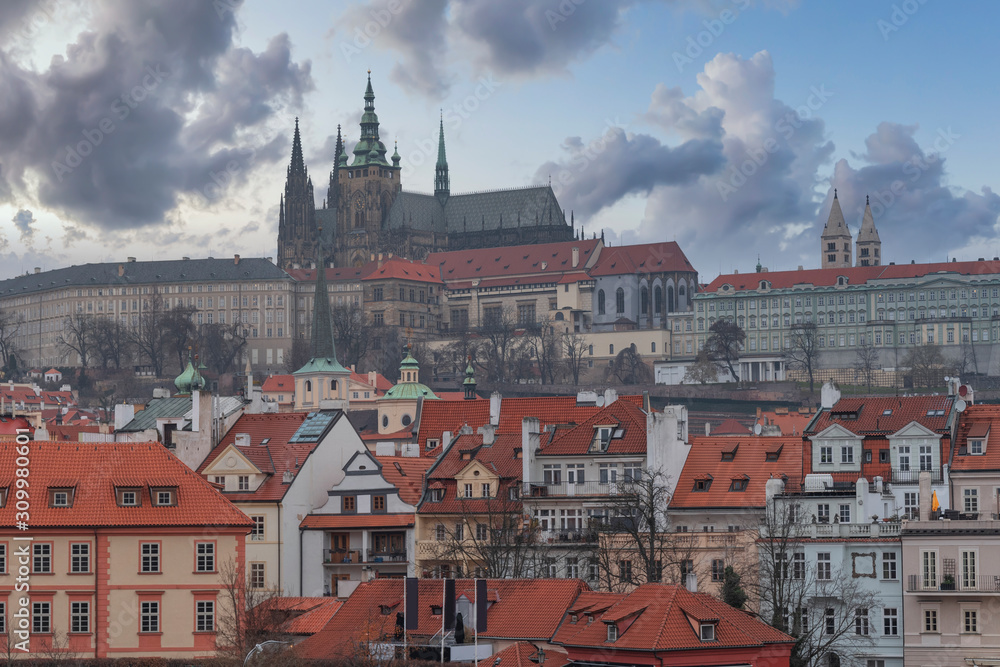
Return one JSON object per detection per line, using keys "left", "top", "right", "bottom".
{"left": 118, "top": 396, "right": 192, "bottom": 432}
{"left": 0, "top": 258, "right": 291, "bottom": 298}
{"left": 385, "top": 186, "right": 566, "bottom": 234}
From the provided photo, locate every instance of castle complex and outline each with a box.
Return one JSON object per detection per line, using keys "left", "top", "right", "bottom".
{"left": 277, "top": 74, "right": 574, "bottom": 270}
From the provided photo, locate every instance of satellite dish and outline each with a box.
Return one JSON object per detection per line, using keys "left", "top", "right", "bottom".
{"left": 944, "top": 376, "right": 951, "bottom": 383}
{"left": 955, "top": 399, "right": 967, "bottom": 413}
{"left": 753, "top": 423, "right": 762, "bottom": 435}
{"left": 958, "top": 384, "right": 969, "bottom": 397}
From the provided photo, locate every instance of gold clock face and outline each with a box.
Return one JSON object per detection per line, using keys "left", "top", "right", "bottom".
{"left": 353, "top": 193, "right": 365, "bottom": 211}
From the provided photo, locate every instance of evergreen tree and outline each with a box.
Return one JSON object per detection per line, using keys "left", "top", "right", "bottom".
{"left": 720, "top": 566, "right": 747, "bottom": 610}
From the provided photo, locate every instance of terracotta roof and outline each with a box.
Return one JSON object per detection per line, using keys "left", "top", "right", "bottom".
{"left": 588, "top": 241, "right": 695, "bottom": 277}
{"left": 757, "top": 410, "right": 814, "bottom": 436}
{"left": 421, "top": 432, "right": 524, "bottom": 514}
{"left": 377, "top": 455, "right": 435, "bottom": 505}
{"left": 496, "top": 395, "right": 643, "bottom": 435}
{"left": 196, "top": 412, "right": 315, "bottom": 501}
{"left": 261, "top": 374, "right": 294, "bottom": 393}
{"left": 256, "top": 597, "right": 344, "bottom": 636}
{"left": 806, "top": 395, "right": 953, "bottom": 436}
{"left": 552, "top": 584, "right": 793, "bottom": 652}
{"left": 362, "top": 257, "right": 443, "bottom": 284}
{"left": 0, "top": 442, "right": 251, "bottom": 528}
{"left": 671, "top": 436, "right": 803, "bottom": 509}
{"left": 414, "top": 398, "right": 491, "bottom": 453}
{"left": 952, "top": 404, "right": 1000, "bottom": 471}
{"left": 349, "top": 370, "right": 393, "bottom": 393}
{"left": 295, "top": 578, "right": 589, "bottom": 660}
{"left": 427, "top": 239, "right": 601, "bottom": 284}
{"left": 278, "top": 599, "right": 343, "bottom": 635}
{"left": 0, "top": 416, "right": 33, "bottom": 435}
{"left": 712, "top": 418, "right": 750, "bottom": 436}
{"left": 41, "top": 424, "right": 102, "bottom": 441}
{"left": 540, "top": 400, "right": 649, "bottom": 455}
{"left": 478, "top": 642, "right": 566, "bottom": 667}
{"left": 300, "top": 514, "right": 415, "bottom": 529}
{"left": 45, "top": 368, "right": 61, "bottom": 375}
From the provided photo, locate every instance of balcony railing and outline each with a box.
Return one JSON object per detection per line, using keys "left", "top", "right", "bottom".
{"left": 323, "top": 549, "right": 409, "bottom": 565}
{"left": 907, "top": 573, "right": 1000, "bottom": 593}
{"left": 761, "top": 522, "right": 902, "bottom": 539}
{"left": 541, "top": 530, "right": 597, "bottom": 544}
{"left": 324, "top": 549, "right": 362, "bottom": 564}
{"left": 522, "top": 481, "right": 632, "bottom": 497}
{"left": 367, "top": 550, "right": 408, "bottom": 563}
{"left": 891, "top": 468, "right": 943, "bottom": 484}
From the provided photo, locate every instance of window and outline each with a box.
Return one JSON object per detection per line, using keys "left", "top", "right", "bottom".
{"left": 52, "top": 490, "right": 70, "bottom": 507}
{"left": 623, "top": 463, "right": 642, "bottom": 482}
{"left": 961, "top": 550, "right": 977, "bottom": 589}
{"left": 435, "top": 524, "right": 446, "bottom": 541}
{"left": 838, "top": 504, "right": 851, "bottom": 523}
{"left": 251, "top": 516, "right": 265, "bottom": 541}
{"left": 196, "top": 542, "right": 215, "bottom": 572}
{"left": 33, "top": 543, "right": 51, "bottom": 573}
{"left": 817, "top": 504, "right": 830, "bottom": 523}
{"left": 855, "top": 608, "right": 869, "bottom": 636}
{"left": 238, "top": 475, "right": 250, "bottom": 491}
{"left": 71, "top": 543, "right": 90, "bottom": 573}
{"left": 817, "top": 552, "right": 831, "bottom": 580}
{"left": 71, "top": 601, "right": 90, "bottom": 633}
{"left": 700, "top": 623, "right": 716, "bottom": 641}
{"left": 964, "top": 609, "right": 978, "bottom": 634}
{"left": 196, "top": 601, "right": 215, "bottom": 632}
{"left": 373, "top": 495, "right": 386, "bottom": 511}
{"left": 597, "top": 290, "right": 605, "bottom": 315}
{"left": 607, "top": 623, "right": 618, "bottom": 642}
{"left": 820, "top": 446, "right": 833, "bottom": 464}
{"left": 904, "top": 492, "right": 919, "bottom": 519}
{"left": 615, "top": 288, "right": 625, "bottom": 314}
{"left": 120, "top": 490, "right": 138, "bottom": 506}
{"left": 543, "top": 464, "right": 562, "bottom": 485}
{"left": 476, "top": 523, "right": 488, "bottom": 541}
{"left": 0, "top": 544, "right": 5, "bottom": 574}
{"left": 481, "top": 483, "right": 491, "bottom": 498}
{"left": 250, "top": 562, "right": 265, "bottom": 589}
{"left": 454, "top": 523, "right": 464, "bottom": 541}
{"left": 882, "top": 552, "right": 897, "bottom": 580}
{"left": 711, "top": 559, "right": 725, "bottom": 582}
{"left": 841, "top": 446, "right": 854, "bottom": 464}
{"left": 343, "top": 496, "right": 356, "bottom": 512}
{"left": 619, "top": 560, "right": 632, "bottom": 583}
{"left": 923, "top": 609, "right": 937, "bottom": 632}
{"left": 0, "top": 601, "right": 4, "bottom": 635}
{"left": 825, "top": 608, "right": 835, "bottom": 635}
{"left": 463, "top": 483, "right": 473, "bottom": 498}
{"left": 964, "top": 488, "right": 979, "bottom": 512}
{"left": 141, "top": 543, "right": 160, "bottom": 572}
{"left": 141, "top": 601, "right": 159, "bottom": 633}
{"left": 883, "top": 608, "right": 898, "bottom": 636}
{"left": 970, "top": 438, "right": 984, "bottom": 455}
{"left": 33, "top": 601, "right": 51, "bottom": 634}
{"left": 729, "top": 477, "right": 748, "bottom": 492}
{"left": 153, "top": 489, "right": 174, "bottom": 506}
{"left": 922, "top": 550, "right": 937, "bottom": 588}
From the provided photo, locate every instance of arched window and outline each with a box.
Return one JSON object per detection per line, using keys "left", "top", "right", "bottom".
{"left": 331, "top": 380, "right": 338, "bottom": 391}
{"left": 640, "top": 287, "right": 649, "bottom": 314}
{"left": 588, "top": 345, "right": 594, "bottom": 355}
{"left": 668, "top": 286, "right": 675, "bottom": 312}
{"left": 679, "top": 283, "right": 686, "bottom": 296}
{"left": 555, "top": 312, "right": 564, "bottom": 321}
{"left": 651, "top": 342, "right": 656, "bottom": 353}
{"left": 597, "top": 290, "right": 606, "bottom": 315}
{"left": 654, "top": 287, "right": 663, "bottom": 314}
{"left": 304, "top": 380, "right": 312, "bottom": 392}
{"left": 616, "top": 288, "right": 625, "bottom": 315}
{"left": 609, "top": 344, "right": 614, "bottom": 355}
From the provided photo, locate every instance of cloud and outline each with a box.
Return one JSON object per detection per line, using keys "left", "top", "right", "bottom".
{"left": 11, "top": 208, "right": 34, "bottom": 242}
{"left": 0, "top": 0, "right": 313, "bottom": 234}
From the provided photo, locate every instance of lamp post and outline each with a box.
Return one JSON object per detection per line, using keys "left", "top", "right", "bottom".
{"left": 243, "top": 640, "right": 292, "bottom": 666}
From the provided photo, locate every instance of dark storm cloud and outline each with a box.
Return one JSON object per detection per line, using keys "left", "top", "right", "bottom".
{"left": 11, "top": 208, "right": 35, "bottom": 242}
{"left": 0, "top": 0, "right": 313, "bottom": 232}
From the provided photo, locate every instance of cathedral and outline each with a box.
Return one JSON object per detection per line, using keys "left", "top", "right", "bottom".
{"left": 277, "top": 74, "right": 575, "bottom": 269}
{"left": 819, "top": 189, "right": 882, "bottom": 269}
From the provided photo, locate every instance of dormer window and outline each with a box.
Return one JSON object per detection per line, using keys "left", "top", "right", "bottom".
{"left": 721, "top": 444, "right": 738, "bottom": 461}
{"left": 970, "top": 439, "right": 985, "bottom": 455}
{"left": 430, "top": 489, "right": 444, "bottom": 502}
{"left": 151, "top": 488, "right": 177, "bottom": 506}
{"left": 117, "top": 488, "right": 140, "bottom": 507}
{"left": 0, "top": 486, "right": 7, "bottom": 508}
{"left": 693, "top": 475, "right": 712, "bottom": 492}
{"left": 700, "top": 623, "right": 716, "bottom": 641}
{"left": 729, "top": 476, "right": 748, "bottom": 492}
{"left": 431, "top": 605, "right": 442, "bottom": 616}
{"left": 593, "top": 426, "right": 614, "bottom": 452}
{"left": 607, "top": 623, "right": 618, "bottom": 642}
{"left": 49, "top": 488, "right": 74, "bottom": 507}
{"left": 427, "top": 439, "right": 440, "bottom": 449}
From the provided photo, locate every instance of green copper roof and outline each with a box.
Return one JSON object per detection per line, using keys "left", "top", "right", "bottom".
{"left": 463, "top": 361, "right": 477, "bottom": 386}
{"left": 294, "top": 356, "right": 350, "bottom": 376}
{"left": 352, "top": 72, "right": 391, "bottom": 167}
{"left": 380, "top": 349, "right": 438, "bottom": 401}
{"left": 175, "top": 350, "right": 204, "bottom": 393}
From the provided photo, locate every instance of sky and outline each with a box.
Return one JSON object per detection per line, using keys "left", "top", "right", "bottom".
{"left": 0, "top": 0, "right": 998, "bottom": 282}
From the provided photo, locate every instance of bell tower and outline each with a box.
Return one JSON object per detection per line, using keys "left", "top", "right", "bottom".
{"left": 820, "top": 190, "right": 852, "bottom": 269}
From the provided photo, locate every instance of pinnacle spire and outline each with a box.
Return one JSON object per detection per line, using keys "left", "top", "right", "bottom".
{"left": 289, "top": 117, "right": 305, "bottom": 174}
{"left": 434, "top": 110, "right": 450, "bottom": 202}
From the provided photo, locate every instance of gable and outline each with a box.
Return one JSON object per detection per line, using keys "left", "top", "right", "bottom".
{"left": 889, "top": 421, "right": 941, "bottom": 440}
{"left": 202, "top": 444, "right": 264, "bottom": 476}
{"left": 455, "top": 459, "right": 499, "bottom": 482}
{"left": 812, "top": 423, "right": 862, "bottom": 441}
{"left": 344, "top": 450, "right": 382, "bottom": 475}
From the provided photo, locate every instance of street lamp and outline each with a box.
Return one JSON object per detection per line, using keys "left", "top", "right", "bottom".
{"left": 243, "top": 640, "right": 292, "bottom": 666}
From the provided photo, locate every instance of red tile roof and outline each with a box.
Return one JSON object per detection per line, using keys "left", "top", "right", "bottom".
{"left": 670, "top": 436, "right": 804, "bottom": 509}
{"left": 0, "top": 441, "right": 251, "bottom": 528}
{"left": 362, "top": 257, "right": 443, "bottom": 284}
{"left": 552, "top": 584, "right": 792, "bottom": 653}
{"left": 299, "top": 514, "right": 415, "bottom": 529}
{"left": 757, "top": 409, "right": 814, "bottom": 436}
{"left": 42, "top": 424, "right": 103, "bottom": 441}
{"left": 257, "top": 597, "right": 344, "bottom": 636}
{"left": 478, "top": 642, "right": 566, "bottom": 667}
{"left": 377, "top": 455, "right": 435, "bottom": 505}
{"left": 540, "top": 400, "right": 649, "bottom": 456}
{"left": 952, "top": 404, "right": 1000, "bottom": 471}
{"left": 427, "top": 239, "right": 601, "bottom": 284}
{"left": 496, "top": 395, "right": 643, "bottom": 435}
{"left": 278, "top": 599, "right": 343, "bottom": 635}
{"left": 295, "top": 578, "right": 589, "bottom": 660}
{"left": 805, "top": 395, "right": 953, "bottom": 436}
{"left": 261, "top": 374, "right": 294, "bottom": 394}
{"left": 588, "top": 241, "right": 695, "bottom": 277}
{"left": 421, "top": 432, "right": 524, "bottom": 514}
{"left": 196, "top": 412, "right": 315, "bottom": 502}
{"left": 712, "top": 418, "right": 750, "bottom": 436}
{"left": 414, "top": 398, "right": 491, "bottom": 453}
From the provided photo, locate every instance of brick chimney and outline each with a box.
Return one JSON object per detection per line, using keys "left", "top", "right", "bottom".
{"left": 234, "top": 254, "right": 241, "bottom": 265}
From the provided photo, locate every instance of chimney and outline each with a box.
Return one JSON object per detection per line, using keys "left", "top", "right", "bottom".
{"left": 234, "top": 254, "right": 241, "bottom": 265}
{"left": 33, "top": 267, "right": 40, "bottom": 274}
{"left": 820, "top": 379, "right": 841, "bottom": 409}
{"left": 118, "top": 264, "right": 125, "bottom": 277}
{"left": 368, "top": 371, "right": 377, "bottom": 388}
{"left": 521, "top": 417, "right": 540, "bottom": 490}
{"left": 442, "top": 431, "right": 452, "bottom": 448}
{"left": 571, "top": 247, "right": 580, "bottom": 268}
{"left": 603, "top": 388, "right": 618, "bottom": 406}
{"left": 182, "top": 256, "right": 190, "bottom": 261}
{"left": 705, "top": 422, "right": 711, "bottom": 436}
{"left": 918, "top": 471, "right": 933, "bottom": 521}
{"left": 489, "top": 392, "right": 502, "bottom": 427}
{"left": 127, "top": 257, "right": 136, "bottom": 262}
{"left": 684, "top": 573, "right": 698, "bottom": 593}
{"left": 478, "top": 423, "right": 496, "bottom": 446}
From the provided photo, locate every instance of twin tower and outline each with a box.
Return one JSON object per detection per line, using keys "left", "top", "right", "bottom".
{"left": 820, "top": 190, "right": 882, "bottom": 269}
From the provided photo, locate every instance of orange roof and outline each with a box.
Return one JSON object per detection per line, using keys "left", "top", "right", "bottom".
{"left": 806, "top": 395, "right": 954, "bottom": 436}
{"left": 294, "top": 578, "right": 589, "bottom": 660}
{"left": 478, "top": 642, "right": 565, "bottom": 667}
{"left": 0, "top": 442, "right": 251, "bottom": 528}
{"left": 196, "top": 412, "right": 320, "bottom": 501}
{"left": 757, "top": 409, "right": 813, "bottom": 436}
{"left": 497, "top": 395, "right": 643, "bottom": 434}
{"left": 588, "top": 241, "right": 695, "bottom": 276}
{"left": 712, "top": 418, "right": 750, "bottom": 436}
{"left": 42, "top": 424, "right": 102, "bottom": 441}
{"left": 278, "top": 599, "right": 343, "bottom": 635}
{"left": 45, "top": 368, "right": 61, "bottom": 375}
{"left": 421, "top": 432, "right": 524, "bottom": 514}
{"left": 671, "top": 436, "right": 803, "bottom": 509}
{"left": 377, "top": 455, "right": 435, "bottom": 505}
{"left": 299, "top": 514, "right": 414, "bottom": 529}
{"left": 256, "top": 597, "right": 344, "bottom": 636}
{"left": 362, "top": 257, "right": 443, "bottom": 284}
{"left": 552, "top": 584, "right": 793, "bottom": 652}
{"left": 952, "top": 404, "right": 1000, "bottom": 471}
{"left": 414, "top": 398, "right": 491, "bottom": 453}
{"left": 349, "top": 370, "right": 393, "bottom": 393}
{"left": 540, "top": 400, "right": 649, "bottom": 455}
{"left": 261, "top": 374, "right": 294, "bottom": 393}
{"left": 427, "top": 239, "right": 601, "bottom": 284}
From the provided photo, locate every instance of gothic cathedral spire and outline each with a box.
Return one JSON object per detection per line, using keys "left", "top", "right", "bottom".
{"left": 277, "top": 117, "right": 316, "bottom": 270}
{"left": 855, "top": 195, "right": 882, "bottom": 266}
{"left": 820, "top": 188, "right": 852, "bottom": 269}
{"left": 435, "top": 111, "right": 450, "bottom": 204}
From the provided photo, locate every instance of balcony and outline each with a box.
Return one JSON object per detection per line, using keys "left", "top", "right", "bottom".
{"left": 522, "top": 481, "right": 628, "bottom": 498}
{"left": 323, "top": 549, "right": 408, "bottom": 565}
{"left": 890, "top": 468, "right": 943, "bottom": 484}
{"left": 907, "top": 573, "right": 1000, "bottom": 593}
{"left": 367, "top": 550, "right": 408, "bottom": 563}
{"left": 541, "top": 530, "right": 597, "bottom": 545}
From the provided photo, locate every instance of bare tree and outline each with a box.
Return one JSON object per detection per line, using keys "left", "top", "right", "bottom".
{"left": 954, "top": 337, "right": 979, "bottom": 378}
{"left": 563, "top": 331, "right": 589, "bottom": 386}
{"left": 527, "top": 324, "right": 562, "bottom": 385}
{"left": 785, "top": 322, "right": 820, "bottom": 393}
{"left": 429, "top": 487, "right": 546, "bottom": 578}
{"left": 683, "top": 351, "right": 720, "bottom": 384}
{"left": 93, "top": 316, "right": 134, "bottom": 370}
{"left": 478, "top": 307, "right": 529, "bottom": 384}
{"left": 285, "top": 336, "right": 311, "bottom": 373}
{"left": 58, "top": 313, "right": 96, "bottom": 368}
{"left": 608, "top": 345, "right": 652, "bottom": 385}
{"left": 853, "top": 336, "right": 879, "bottom": 390}
{"left": 332, "top": 302, "right": 373, "bottom": 370}
{"left": 902, "top": 344, "right": 946, "bottom": 388}
{"left": 0, "top": 308, "right": 23, "bottom": 376}
{"left": 129, "top": 293, "right": 170, "bottom": 377}
{"left": 757, "top": 500, "right": 880, "bottom": 667}
{"left": 200, "top": 321, "right": 248, "bottom": 375}
{"left": 163, "top": 304, "right": 198, "bottom": 372}
{"left": 704, "top": 319, "right": 745, "bottom": 382}
{"left": 216, "top": 557, "right": 292, "bottom": 663}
